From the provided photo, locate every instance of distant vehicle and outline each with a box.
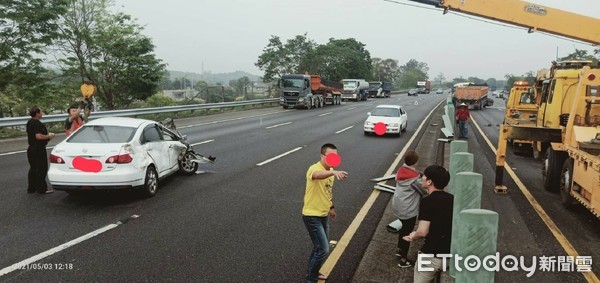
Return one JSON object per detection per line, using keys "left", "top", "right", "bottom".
{"left": 381, "top": 82, "right": 392, "bottom": 98}
{"left": 408, "top": 89, "right": 419, "bottom": 96}
{"left": 436, "top": 89, "right": 443, "bottom": 94}
{"left": 279, "top": 73, "right": 342, "bottom": 109}
{"left": 47, "top": 117, "right": 214, "bottom": 197}
{"left": 341, "top": 79, "right": 369, "bottom": 101}
{"left": 453, "top": 83, "right": 491, "bottom": 110}
{"left": 417, "top": 80, "right": 431, "bottom": 94}
{"left": 364, "top": 105, "right": 408, "bottom": 137}
{"left": 368, "top": 82, "right": 380, "bottom": 98}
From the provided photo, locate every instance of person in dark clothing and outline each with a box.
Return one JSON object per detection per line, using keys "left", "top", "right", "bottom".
{"left": 26, "top": 106, "right": 55, "bottom": 194}
{"left": 403, "top": 165, "right": 452, "bottom": 283}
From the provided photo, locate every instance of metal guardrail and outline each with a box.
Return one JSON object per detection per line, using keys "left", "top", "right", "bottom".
{"left": 0, "top": 98, "right": 279, "bottom": 128}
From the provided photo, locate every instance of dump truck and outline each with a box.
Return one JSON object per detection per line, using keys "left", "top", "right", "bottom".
{"left": 279, "top": 74, "right": 342, "bottom": 109}
{"left": 417, "top": 80, "right": 431, "bottom": 94}
{"left": 453, "top": 83, "right": 491, "bottom": 110}
{"left": 381, "top": 82, "right": 392, "bottom": 97}
{"left": 341, "top": 79, "right": 369, "bottom": 102}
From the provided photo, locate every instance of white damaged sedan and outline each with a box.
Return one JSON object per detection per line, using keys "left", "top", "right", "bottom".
{"left": 48, "top": 117, "right": 193, "bottom": 197}
{"left": 363, "top": 105, "right": 408, "bottom": 137}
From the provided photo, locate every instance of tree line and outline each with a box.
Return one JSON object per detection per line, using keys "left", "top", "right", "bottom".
{"left": 0, "top": 0, "right": 166, "bottom": 117}
{"left": 255, "top": 34, "right": 600, "bottom": 92}
{"left": 254, "top": 33, "right": 431, "bottom": 90}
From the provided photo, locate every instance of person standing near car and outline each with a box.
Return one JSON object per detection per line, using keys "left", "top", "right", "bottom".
{"left": 403, "top": 165, "right": 452, "bottom": 283}
{"left": 455, "top": 103, "right": 470, "bottom": 139}
{"left": 26, "top": 106, "right": 55, "bottom": 194}
{"left": 65, "top": 99, "right": 92, "bottom": 137}
{"left": 302, "top": 143, "right": 348, "bottom": 283}
{"left": 391, "top": 150, "right": 425, "bottom": 268}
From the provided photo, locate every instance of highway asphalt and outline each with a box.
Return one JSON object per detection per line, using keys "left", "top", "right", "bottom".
{"left": 354, "top": 95, "right": 598, "bottom": 283}
{"left": 0, "top": 93, "right": 446, "bottom": 281}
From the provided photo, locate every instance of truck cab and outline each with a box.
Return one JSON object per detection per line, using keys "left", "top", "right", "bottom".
{"left": 342, "top": 79, "right": 368, "bottom": 101}
{"left": 504, "top": 81, "right": 539, "bottom": 154}
{"left": 279, "top": 74, "right": 313, "bottom": 109}
{"left": 279, "top": 74, "right": 342, "bottom": 109}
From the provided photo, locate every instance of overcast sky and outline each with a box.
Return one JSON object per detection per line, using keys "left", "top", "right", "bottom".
{"left": 113, "top": 0, "right": 599, "bottom": 81}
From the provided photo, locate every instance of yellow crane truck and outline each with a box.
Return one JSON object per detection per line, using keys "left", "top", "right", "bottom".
{"left": 408, "top": 0, "right": 600, "bottom": 217}
{"left": 503, "top": 80, "right": 538, "bottom": 155}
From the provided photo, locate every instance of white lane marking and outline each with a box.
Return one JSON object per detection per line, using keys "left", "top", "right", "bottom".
{"left": 0, "top": 222, "right": 122, "bottom": 277}
{"left": 265, "top": 122, "right": 292, "bottom": 129}
{"left": 335, "top": 125, "right": 355, "bottom": 134}
{"left": 0, "top": 146, "right": 54, "bottom": 157}
{"left": 256, "top": 147, "right": 303, "bottom": 166}
{"left": 179, "top": 110, "right": 291, "bottom": 129}
{"left": 348, "top": 107, "right": 357, "bottom": 110}
{"left": 318, "top": 112, "right": 333, "bottom": 117}
{"left": 190, "top": 139, "right": 214, "bottom": 146}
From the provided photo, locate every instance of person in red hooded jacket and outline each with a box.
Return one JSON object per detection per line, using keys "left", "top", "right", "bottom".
{"left": 391, "top": 150, "right": 425, "bottom": 268}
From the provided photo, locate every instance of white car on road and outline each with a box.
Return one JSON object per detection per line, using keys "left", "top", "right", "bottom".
{"left": 363, "top": 105, "right": 408, "bottom": 136}
{"left": 48, "top": 117, "right": 195, "bottom": 197}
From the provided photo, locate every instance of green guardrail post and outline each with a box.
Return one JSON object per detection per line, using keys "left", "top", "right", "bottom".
{"left": 449, "top": 172, "right": 483, "bottom": 278}
{"left": 455, "top": 209, "right": 499, "bottom": 283}
{"left": 449, "top": 151, "right": 473, "bottom": 194}
{"left": 448, "top": 140, "right": 469, "bottom": 192}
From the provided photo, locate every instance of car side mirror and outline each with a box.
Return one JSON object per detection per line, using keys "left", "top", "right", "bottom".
{"left": 367, "top": 112, "right": 371, "bottom": 116}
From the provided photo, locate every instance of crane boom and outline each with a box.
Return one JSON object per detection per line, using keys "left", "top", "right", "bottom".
{"left": 408, "top": 0, "right": 600, "bottom": 45}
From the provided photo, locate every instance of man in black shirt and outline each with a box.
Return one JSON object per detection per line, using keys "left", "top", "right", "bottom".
{"left": 26, "top": 106, "right": 55, "bottom": 194}
{"left": 403, "top": 165, "right": 452, "bottom": 283}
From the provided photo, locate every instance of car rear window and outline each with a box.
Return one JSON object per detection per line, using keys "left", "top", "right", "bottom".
{"left": 67, "top": 125, "right": 137, "bottom": 143}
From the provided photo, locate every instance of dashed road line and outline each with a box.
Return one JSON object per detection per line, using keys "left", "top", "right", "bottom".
{"left": 318, "top": 112, "right": 333, "bottom": 117}
{"left": 256, "top": 147, "right": 303, "bottom": 166}
{"left": 190, "top": 140, "right": 214, "bottom": 146}
{"left": 0, "top": 220, "right": 124, "bottom": 277}
{"left": 265, "top": 122, "right": 292, "bottom": 129}
{"left": 335, "top": 125, "right": 354, "bottom": 134}
{"left": 0, "top": 146, "right": 54, "bottom": 157}
{"left": 179, "top": 110, "right": 291, "bottom": 129}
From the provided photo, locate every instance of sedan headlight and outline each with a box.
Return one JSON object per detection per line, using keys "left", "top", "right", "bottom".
{"left": 389, "top": 123, "right": 399, "bottom": 127}
{"left": 364, "top": 121, "right": 374, "bottom": 126}
{"left": 298, "top": 98, "right": 305, "bottom": 102}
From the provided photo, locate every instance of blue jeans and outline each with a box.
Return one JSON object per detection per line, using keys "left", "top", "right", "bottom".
{"left": 303, "top": 215, "right": 330, "bottom": 283}
{"left": 458, "top": 120, "right": 468, "bottom": 138}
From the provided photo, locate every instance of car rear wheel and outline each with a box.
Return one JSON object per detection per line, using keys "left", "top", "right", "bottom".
{"left": 179, "top": 151, "right": 199, "bottom": 175}
{"left": 142, "top": 166, "right": 158, "bottom": 197}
